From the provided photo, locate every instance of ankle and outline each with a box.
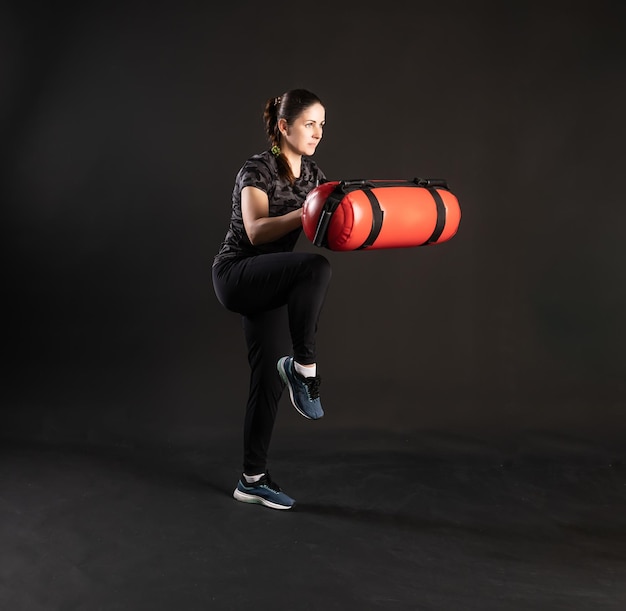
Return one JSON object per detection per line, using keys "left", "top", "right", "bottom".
{"left": 294, "top": 361, "right": 316, "bottom": 378}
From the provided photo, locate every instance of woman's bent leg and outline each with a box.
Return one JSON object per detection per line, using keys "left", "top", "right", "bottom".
{"left": 286, "top": 254, "right": 331, "bottom": 365}
{"left": 213, "top": 253, "right": 332, "bottom": 366}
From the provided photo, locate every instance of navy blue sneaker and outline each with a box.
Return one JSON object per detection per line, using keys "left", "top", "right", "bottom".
{"left": 233, "top": 473, "right": 295, "bottom": 510}
{"left": 277, "top": 356, "right": 324, "bottom": 420}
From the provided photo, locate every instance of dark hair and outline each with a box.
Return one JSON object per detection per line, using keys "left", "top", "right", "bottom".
{"left": 263, "top": 89, "right": 324, "bottom": 184}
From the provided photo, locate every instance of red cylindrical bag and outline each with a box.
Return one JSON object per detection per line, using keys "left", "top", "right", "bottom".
{"left": 302, "top": 178, "right": 461, "bottom": 251}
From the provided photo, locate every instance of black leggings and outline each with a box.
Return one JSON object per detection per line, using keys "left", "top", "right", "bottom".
{"left": 212, "top": 252, "right": 332, "bottom": 474}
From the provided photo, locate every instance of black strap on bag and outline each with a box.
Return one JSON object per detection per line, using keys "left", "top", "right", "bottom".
{"left": 424, "top": 187, "right": 446, "bottom": 244}
{"left": 312, "top": 178, "right": 450, "bottom": 249}
{"left": 358, "top": 190, "right": 384, "bottom": 249}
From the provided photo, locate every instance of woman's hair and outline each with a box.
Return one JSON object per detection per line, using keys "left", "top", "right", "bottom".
{"left": 263, "top": 89, "right": 324, "bottom": 184}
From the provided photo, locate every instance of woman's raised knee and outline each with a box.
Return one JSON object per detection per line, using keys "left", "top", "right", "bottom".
{"left": 308, "top": 254, "right": 332, "bottom": 283}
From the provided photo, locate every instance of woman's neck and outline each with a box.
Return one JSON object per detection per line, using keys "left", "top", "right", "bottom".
{"left": 282, "top": 149, "right": 302, "bottom": 178}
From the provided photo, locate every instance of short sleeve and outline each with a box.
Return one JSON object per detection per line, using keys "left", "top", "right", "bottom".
{"left": 238, "top": 157, "right": 274, "bottom": 194}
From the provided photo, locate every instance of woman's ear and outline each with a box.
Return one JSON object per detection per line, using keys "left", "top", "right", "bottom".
{"left": 277, "top": 118, "right": 288, "bottom": 137}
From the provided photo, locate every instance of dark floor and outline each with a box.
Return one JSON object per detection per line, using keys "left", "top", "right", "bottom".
{"left": 2, "top": 427, "right": 626, "bottom": 611}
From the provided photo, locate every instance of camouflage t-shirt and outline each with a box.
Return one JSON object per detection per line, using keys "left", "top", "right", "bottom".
{"left": 213, "top": 150, "right": 327, "bottom": 265}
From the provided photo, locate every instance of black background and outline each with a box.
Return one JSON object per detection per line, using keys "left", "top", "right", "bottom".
{"left": 3, "top": 0, "right": 626, "bottom": 449}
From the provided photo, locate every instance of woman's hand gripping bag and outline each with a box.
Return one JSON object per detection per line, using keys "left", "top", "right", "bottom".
{"left": 302, "top": 178, "right": 461, "bottom": 251}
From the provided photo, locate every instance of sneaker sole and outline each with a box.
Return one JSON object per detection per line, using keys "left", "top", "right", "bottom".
{"left": 233, "top": 488, "right": 294, "bottom": 510}
{"left": 277, "top": 356, "right": 316, "bottom": 420}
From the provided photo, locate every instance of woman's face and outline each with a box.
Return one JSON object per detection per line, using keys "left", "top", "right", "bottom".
{"left": 280, "top": 102, "right": 325, "bottom": 157}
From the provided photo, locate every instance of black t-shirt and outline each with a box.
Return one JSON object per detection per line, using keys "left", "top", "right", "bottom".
{"left": 213, "top": 151, "right": 327, "bottom": 266}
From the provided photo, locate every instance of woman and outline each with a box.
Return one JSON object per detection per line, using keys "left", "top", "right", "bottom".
{"left": 212, "top": 89, "right": 331, "bottom": 510}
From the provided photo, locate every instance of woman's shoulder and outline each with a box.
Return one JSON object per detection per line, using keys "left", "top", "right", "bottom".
{"left": 235, "top": 151, "right": 277, "bottom": 189}
{"left": 241, "top": 150, "right": 275, "bottom": 171}
{"left": 236, "top": 151, "right": 275, "bottom": 179}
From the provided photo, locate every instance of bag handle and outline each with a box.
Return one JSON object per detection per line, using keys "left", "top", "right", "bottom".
{"left": 336, "top": 177, "right": 449, "bottom": 190}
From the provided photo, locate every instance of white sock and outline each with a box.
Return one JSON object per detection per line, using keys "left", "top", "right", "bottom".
{"left": 294, "top": 361, "right": 316, "bottom": 378}
{"left": 244, "top": 472, "right": 265, "bottom": 483}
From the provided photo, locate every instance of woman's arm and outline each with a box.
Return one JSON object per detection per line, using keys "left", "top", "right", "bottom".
{"left": 241, "top": 186, "right": 303, "bottom": 245}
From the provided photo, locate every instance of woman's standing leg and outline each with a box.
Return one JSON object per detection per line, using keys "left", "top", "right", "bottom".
{"left": 241, "top": 306, "right": 290, "bottom": 476}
